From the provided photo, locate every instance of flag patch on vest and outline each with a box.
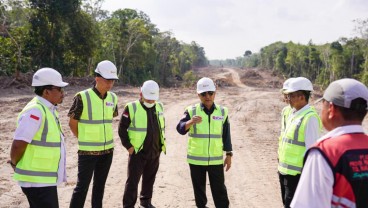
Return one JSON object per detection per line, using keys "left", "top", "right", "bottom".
{"left": 212, "top": 116, "right": 224, "bottom": 120}
{"left": 123, "top": 111, "right": 129, "bottom": 118}
{"left": 30, "top": 114, "right": 40, "bottom": 120}
{"left": 158, "top": 112, "right": 164, "bottom": 116}
{"left": 106, "top": 102, "right": 114, "bottom": 107}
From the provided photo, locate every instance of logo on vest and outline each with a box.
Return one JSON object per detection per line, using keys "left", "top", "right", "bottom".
{"left": 350, "top": 154, "right": 368, "bottom": 179}
{"left": 212, "top": 116, "right": 224, "bottom": 120}
{"left": 106, "top": 102, "right": 114, "bottom": 107}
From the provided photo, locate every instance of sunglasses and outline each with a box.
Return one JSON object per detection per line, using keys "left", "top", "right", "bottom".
{"left": 200, "top": 91, "right": 215, "bottom": 97}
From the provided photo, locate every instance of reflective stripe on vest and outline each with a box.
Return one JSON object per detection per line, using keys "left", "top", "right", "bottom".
{"left": 79, "top": 90, "right": 115, "bottom": 124}
{"left": 278, "top": 108, "right": 321, "bottom": 175}
{"left": 30, "top": 103, "right": 61, "bottom": 147}
{"left": 278, "top": 161, "right": 302, "bottom": 173}
{"left": 129, "top": 101, "right": 147, "bottom": 132}
{"left": 332, "top": 195, "right": 356, "bottom": 208}
{"left": 77, "top": 89, "right": 116, "bottom": 150}
{"left": 188, "top": 105, "right": 224, "bottom": 139}
{"left": 281, "top": 106, "right": 292, "bottom": 132}
{"left": 187, "top": 155, "right": 223, "bottom": 161}
{"left": 187, "top": 104, "right": 227, "bottom": 165}
{"left": 14, "top": 97, "right": 61, "bottom": 183}
{"left": 127, "top": 101, "right": 166, "bottom": 153}
{"left": 278, "top": 106, "right": 292, "bottom": 157}
{"left": 278, "top": 111, "right": 311, "bottom": 173}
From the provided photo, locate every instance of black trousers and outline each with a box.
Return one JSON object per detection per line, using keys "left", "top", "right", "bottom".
{"left": 21, "top": 186, "right": 59, "bottom": 208}
{"left": 69, "top": 152, "right": 113, "bottom": 208}
{"left": 278, "top": 173, "right": 301, "bottom": 208}
{"left": 123, "top": 153, "right": 160, "bottom": 208}
{"left": 189, "top": 164, "right": 229, "bottom": 208}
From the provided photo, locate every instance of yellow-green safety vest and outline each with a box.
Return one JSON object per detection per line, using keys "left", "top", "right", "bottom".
{"left": 187, "top": 104, "right": 228, "bottom": 166}
{"left": 278, "top": 105, "right": 292, "bottom": 155}
{"left": 78, "top": 89, "right": 117, "bottom": 151}
{"left": 278, "top": 106, "right": 322, "bottom": 175}
{"left": 127, "top": 100, "right": 166, "bottom": 153}
{"left": 14, "top": 97, "right": 62, "bottom": 183}
{"left": 281, "top": 105, "right": 292, "bottom": 132}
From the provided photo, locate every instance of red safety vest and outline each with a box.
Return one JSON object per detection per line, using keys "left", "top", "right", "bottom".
{"left": 305, "top": 133, "right": 368, "bottom": 208}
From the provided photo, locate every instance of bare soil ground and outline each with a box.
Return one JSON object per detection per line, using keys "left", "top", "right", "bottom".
{"left": 1, "top": 67, "right": 365, "bottom": 208}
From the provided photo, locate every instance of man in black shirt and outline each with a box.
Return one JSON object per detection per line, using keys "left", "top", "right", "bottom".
{"left": 176, "top": 77, "right": 233, "bottom": 208}
{"left": 118, "top": 80, "right": 166, "bottom": 208}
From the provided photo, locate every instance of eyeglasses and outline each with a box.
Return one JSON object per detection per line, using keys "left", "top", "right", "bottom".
{"left": 287, "top": 93, "right": 300, "bottom": 100}
{"left": 48, "top": 87, "right": 64, "bottom": 93}
{"left": 200, "top": 91, "right": 215, "bottom": 97}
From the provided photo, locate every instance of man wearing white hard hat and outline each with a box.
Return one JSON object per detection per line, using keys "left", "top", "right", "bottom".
{"left": 279, "top": 78, "right": 295, "bottom": 144}
{"left": 69, "top": 60, "right": 119, "bottom": 208}
{"left": 291, "top": 79, "right": 368, "bottom": 208}
{"left": 9, "top": 67, "right": 68, "bottom": 208}
{"left": 176, "top": 77, "right": 233, "bottom": 208}
{"left": 277, "top": 78, "right": 294, "bottom": 206}
{"left": 277, "top": 77, "right": 322, "bottom": 208}
{"left": 118, "top": 80, "right": 166, "bottom": 208}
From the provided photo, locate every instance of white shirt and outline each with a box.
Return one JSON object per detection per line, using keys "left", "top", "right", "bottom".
{"left": 290, "top": 125, "right": 365, "bottom": 208}
{"left": 287, "top": 104, "right": 321, "bottom": 150}
{"left": 14, "top": 96, "right": 67, "bottom": 187}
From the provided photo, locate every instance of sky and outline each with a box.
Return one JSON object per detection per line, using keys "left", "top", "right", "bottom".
{"left": 102, "top": 0, "right": 368, "bottom": 60}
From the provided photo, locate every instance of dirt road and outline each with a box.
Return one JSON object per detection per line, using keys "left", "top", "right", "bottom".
{"left": 0, "top": 68, "right": 296, "bottom": 207}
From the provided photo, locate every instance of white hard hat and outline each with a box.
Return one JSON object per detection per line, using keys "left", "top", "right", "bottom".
{"left": 197, "top": 77, "right": 216, "bottom": 93}
{"left": 283, "top": 77, "right": 313, "bottom": 94}
{"left": 32, "top": 68, "right": 68, "bottom": 87}
{"left": 282, "top": 78, "right": 295, "bottom": 91}
{"left": 95, "top": 60, "right": 119, "bottom": 80}
{"left": 141, "top": 80, "right": 159, "bottom": 100}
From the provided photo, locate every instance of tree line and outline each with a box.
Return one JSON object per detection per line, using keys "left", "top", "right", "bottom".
{"left": 0, "top": 0, "right": 208, "bottom": 86}
{"left": 211, "top": 19, "right": 368, "bottom": 87}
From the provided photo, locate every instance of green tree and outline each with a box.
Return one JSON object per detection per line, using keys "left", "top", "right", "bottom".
{"left": 152, "top": 33, "right": 179, "bottom": 85}
{"left": 275, "top": 46, "right": 287, "bottom": 73}
{"left": 308, "top": 41, "right": 322, "bottom": 81}
{"left": 329, "top": 41, "right": 345, "bottom": 80}
{"left": 0, "top": 0, "right": 31, "bottom": 77}
{"left": 354, "top": 19, "right": 368, "bottom": 84}
{"left": 28, "top": 0, "right": 80, "bottom": 72}
{"left": 81, "top": 0, "right": 109, "bottom": 21}
{"left": 103, "top": 9, "right": 153, "bottom": 79}
{"left": 244, "top": 50, "right": 252, "bottom": 57}
{"left": 64, "top": 11, "right": 98, "bottom": 76}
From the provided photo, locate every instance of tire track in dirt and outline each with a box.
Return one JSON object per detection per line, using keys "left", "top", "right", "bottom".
{"left": 214, "top": 77, "right": 283, "bottom": 208}
{"left": 223, "top": 68, "right": 248, "bottom": 89}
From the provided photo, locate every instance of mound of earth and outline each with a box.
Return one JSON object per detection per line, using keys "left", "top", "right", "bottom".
{"left": 239, "top": 68, "right": 283, "bottom": 88}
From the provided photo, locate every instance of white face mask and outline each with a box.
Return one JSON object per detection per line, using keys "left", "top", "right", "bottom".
{"left": 143, "top": 101, "right": 155, "bottom": 108}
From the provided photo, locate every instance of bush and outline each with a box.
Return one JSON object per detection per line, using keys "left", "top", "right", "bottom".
{"left": 183, "top": 70, "right": 197, "bottom": 87}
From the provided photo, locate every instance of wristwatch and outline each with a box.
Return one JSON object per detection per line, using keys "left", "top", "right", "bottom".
{"left": 226, "top": 152, "right": 233, "bottom": 157}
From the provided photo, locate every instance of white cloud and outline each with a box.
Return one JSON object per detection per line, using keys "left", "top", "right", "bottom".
{"left": 102, "top": 0, "right": 367, "bottom": 59}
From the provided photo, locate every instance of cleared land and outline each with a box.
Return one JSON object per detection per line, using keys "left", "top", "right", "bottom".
{"left": 1, "top": 67, "right": 365, "bottom": 207}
